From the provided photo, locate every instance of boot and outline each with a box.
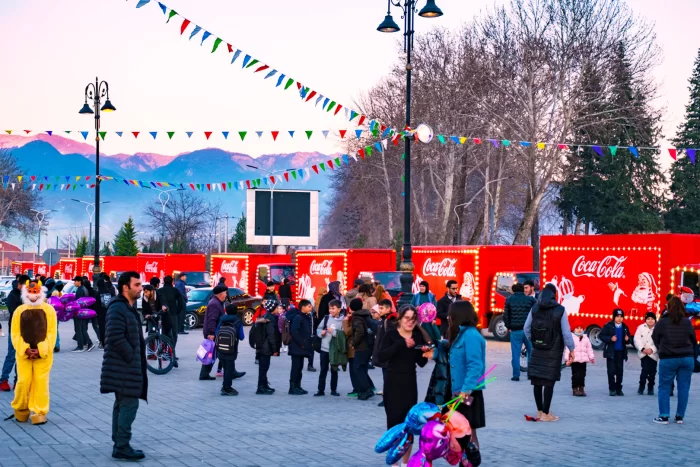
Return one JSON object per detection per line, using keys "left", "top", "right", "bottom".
{"left": 466, "top": 441, "right": 481, "bottom": 467}
{"left": 30, "top": 414, "right": 47, "bottom": 425}
{"left": 572, "top": 387, "right": 578, "bottom": 396}
{"left": 648, "top": 385, "right": 654, "bottom": 396}
{"left": 264, "top": 382, "right": 276, "bottom": 393}
{"left": 113, "top": 445, "right": 146, "bottom": 460}
{"left": 638, "top": 385, "right": 644, "bottom": 395}
{"left": 14, "top": 409, "right": 30, "bottom": 423}
{"left": 579, "top": 386, "right": 587, "bottom": 397}
{"left": 256, "top": 385, "right": 274, "bottom": 395}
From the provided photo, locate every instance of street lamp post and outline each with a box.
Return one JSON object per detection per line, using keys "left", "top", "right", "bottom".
{"left": 79, "top": 77, "right": 116, "bottom": 280}
{"left": 247, "top": 166, "right": 295, "bottom": 254}
{"left": 216, "top": 216, "right": 239, "bottom": 253}
{"left": 148, "top": 187, "right": 185, "bottom": 253}
{"left": 71, "top": 199, "right": 110, "bottom": 256}
{"left": 30, "top": 209, "right": 55, "bottom": 256}
{"left": 378, "top": 0, "right": 443, "bottom": 307}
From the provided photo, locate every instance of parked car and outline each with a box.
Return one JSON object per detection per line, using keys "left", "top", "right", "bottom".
{"left": 184, "top": 287, "right": 261, "bottom": 329}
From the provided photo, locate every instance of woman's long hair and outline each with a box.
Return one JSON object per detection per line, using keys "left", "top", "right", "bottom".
{"left": 374, "top": 284, "right": 388, "bottom": 302}
{"left": 667, "top": 296, "right": 686, "bottom": 324}
{"left": 447, "top": 300, "right": 478, "bottom": 345}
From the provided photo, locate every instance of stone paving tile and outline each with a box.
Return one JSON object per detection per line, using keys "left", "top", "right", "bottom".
{"left": 1, "top": 319, "right": 699, "bottom": 466}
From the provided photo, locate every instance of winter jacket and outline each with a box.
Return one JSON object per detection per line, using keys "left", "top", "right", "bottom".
{"left": 74, "top": 284, "right": 88, "bottom": 300}
{"left": 316, "top": 314, "right": 344, "bottom": 353}
{"left": 278, "top": 284, "right": 292, "bottom": 302}
{"left": 345, "top": 287, "right": 360, "bottom": 303}
{"left": 215, "top": 314, "right": 244, "bottom": 360}
{"left": 563, "top": 333, "right": 595, "bottom": 363}
{"left": 317, "top": 292, "right": 334, "bottom": 326}
{"left": 372, "top": 314, "right": 398, "bottom": 368}
{"left": 263, "top": 290, "right": 280, "bottom": 302}
{"left": 6, "top": 288, "right": 21, "bottom": 334}
{"left": 351, "top": 308, "right": 372, "bottom": 352}
{"left": 342, "top": 318, "right": 355, "bottom": 359}
{"left": 425, "top": 340, "right": 451, "bottom": 405}
{"left": 203, "top": 296, "right": 226, "bottom": 338}
{"left": 599, "top": 321, "right": 630, "bottom": 360}
{"left": 449, "top": 326, "right": 486, "bottom": 394}
{"left": 288, "top": 308, "right": 313, "bottom": 357}
{"left": 411, "top": 291, "right": 437, "bottom": 308}
{"left": 174, "top": 279, "right": 188, "bottom": 301}
{"left": 255, "top": 313, "right": 281, "bottom": 357}
{"left": 634, "top": 323, "right": 659, "bottom": 361}
{"left": 421, "top": 322, "right": 441, "bottom": 346}
{"left": 437, "top": 293, "right": 461, "bottom": 336}
{"left": 100, "top": 295, "right": 148, "bottom": 401}
{"left": 329, "top": 329, "right": 349, "bottom": 369}
{"left": 652, "top": 315, "right": 696, "bottom": 360}
{"left": 503, "top": 292, "right": 536, "bottom": 331}
{"left": 524, "top": 288, "right": 574, "bottom": 382}
{"left": 156, "top": 284, "right": 185, "bottom": 317}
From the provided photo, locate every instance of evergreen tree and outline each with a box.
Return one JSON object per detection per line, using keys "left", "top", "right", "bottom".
{"left": 113, "top": 217, "right": 139, "bottom": 256}
{"left": 666, "top": 49, "right": 700, "bottom": 233}
{"left": 74, "top": 236, "right": 88, "bottom": 257}
{"left": 228, "top": 214, "right": 253, "bottom": 253}
{"left": 100, "top": 241, "right": 113, "bottom": 256}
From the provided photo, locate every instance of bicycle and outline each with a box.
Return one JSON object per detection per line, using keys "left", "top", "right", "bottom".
{"left": 143, "top": 310, "right": 176, "bottom": 375}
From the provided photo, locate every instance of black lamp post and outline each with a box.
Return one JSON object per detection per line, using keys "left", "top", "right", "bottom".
{"left": 378, "top": 0, "right": 443, "bottom": 307}
{"left": 79, "top": 77, "right": 116, "bottom": 283}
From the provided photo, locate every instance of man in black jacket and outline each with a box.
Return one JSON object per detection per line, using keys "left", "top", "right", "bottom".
{"left": 288, "top": 299, "right": 313, "bottom": 395}
{"left": 100, "top": 271, "right": 147, "bottom": 461}
{"left": 599, "top": 309, "right": 630, "bottom": 396}
{"left": 155, "top": 276, "right": 184, "bottom": 353}
{"left": 200, "top": 285, "right": 228, "bottom": 381}
{"left": 71, "top": 276, "right": 94, "bottom": 352}
{"left": 0, "top": 276, "right": 29, "bottom": 392}
{"left": 437, "top": 280, "right": 461, "bottom": 337}
{"left": 350, "top": 298, "right": 374, "bottom": 400}
{"left": 503, "top": 282, "right": 536, "bottom": 381}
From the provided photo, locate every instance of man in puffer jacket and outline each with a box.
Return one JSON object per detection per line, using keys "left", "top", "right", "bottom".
{"left": 288, "top": 300, "right": 313, "bottom": 395}
{"left": 503, "top": 282, "right": 536, "bottom": 381}
{"left": 350, "top": 298, "right": 373, "bottom": 400}
{"left": 634, "top": 311, "right": 659, "bottom": 395}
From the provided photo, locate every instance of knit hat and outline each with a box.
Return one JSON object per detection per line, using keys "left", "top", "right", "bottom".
{"left": 353, "top": 278, "right": 364, "bottom": 287}
{"left": 213, "top": 284, "right": 228, "bottom": 295}
{"left": 349, "top": 298, "right": 363, "bottom": 311}
{"left": 612, "top": 308, "right": 624, "bottom": 318}
{"left": 264, "top": 300, "right": 278, "bottom": 313}
{"left": 644, "top": 311, "right": 657, "bottom": 321}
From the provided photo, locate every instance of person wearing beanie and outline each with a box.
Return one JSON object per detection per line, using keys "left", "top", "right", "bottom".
{"left": 252, "top": 301, "right": 282, "bottom": 395}
{"left": 288, "top": 299, "right": 313, "bottom": 395}
{"left": 199, "top": 285, "right": 228, "bottom": 381}
{"left": 314, "top": 299, "right": 345, "bottom": 396}
{"left": 350, "top": 298, "right": 375, "bottom": 400}
{"left": 634, "top": 311, "right": 659, "bottom": 395}
{"left": 599, "top": 308, "right": 630, "bottom": 396}
{"left": 216, "top": 304, "right": 245, "bottom": 396}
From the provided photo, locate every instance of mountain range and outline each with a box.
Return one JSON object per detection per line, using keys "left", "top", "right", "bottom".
{"left": 0, "top": 134, "right": 335, "bottom": 245}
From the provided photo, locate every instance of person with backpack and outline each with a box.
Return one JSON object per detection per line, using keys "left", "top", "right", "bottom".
{"left": 599, "top": 308, "right": 630, "bottom": 396}
{"left": 288, "top": 299, "right": 313, "bottom": 395}
{"left": 524, "top": 283, "right": 575, "bottom": 422}
{"left": 372, "top": 299, "right": 398, "bottom": 407}
{"left": 249, "top": 301, "right": 281, "bottom": 395}
{"left": 349, "top": 298, "right": 374, "bottom": 400}
{"left": 314, "top": 299, "right": 345, "bottom": 396}
{"left": 216, "top": 304, "right": 245, "bottom": 396}
{"left": 199, "top": 285, "right": 228, "bottom": 381}
{"left": 503, "top": 282, "right": 536, "bottom": 381}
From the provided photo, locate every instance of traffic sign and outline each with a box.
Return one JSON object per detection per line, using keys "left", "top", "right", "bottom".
{"left": 42, "top": 248, "right": 61, "bottom": 266}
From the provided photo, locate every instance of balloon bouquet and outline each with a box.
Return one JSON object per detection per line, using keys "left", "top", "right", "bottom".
{"left": 48, "top": 293, "right": 97, "bottom": 322}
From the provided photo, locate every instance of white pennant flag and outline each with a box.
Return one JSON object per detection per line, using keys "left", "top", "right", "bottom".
{"left": 60, "top": 184, "right": 65, "bottom": 190}
{"left": 10, "top": 183, "right": 15, "bottom": 190}
{"left": 31, "top": 184, "right": 36, "bottom": 190}
{"left": 382, "top": 139, "right": 388, "bottom": 150}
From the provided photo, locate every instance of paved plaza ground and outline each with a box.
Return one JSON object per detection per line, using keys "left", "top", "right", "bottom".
{"left": 0, "top": 319, "right": 698, "bottom": 466}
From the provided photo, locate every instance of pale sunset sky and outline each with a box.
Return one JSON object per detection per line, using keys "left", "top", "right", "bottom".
{"left": 0, "top": 0, "right": 698, "bottom": 160}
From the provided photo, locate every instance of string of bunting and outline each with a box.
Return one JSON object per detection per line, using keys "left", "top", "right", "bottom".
{"left": 1, "top": 139, "right": 389, "bottom": 192}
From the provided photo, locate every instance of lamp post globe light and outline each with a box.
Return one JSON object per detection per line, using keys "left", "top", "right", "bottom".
{"left": 377, "top": 0, "right": 443, "bottom": 307}
{"left": 79, "top": 77, "right": 116, "bottom": 282}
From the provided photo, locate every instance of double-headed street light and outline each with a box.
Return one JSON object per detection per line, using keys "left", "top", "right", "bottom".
{"left": 146, "top": 187, "right": 185, "bottom": 253}
{"left": 30, "top": 209, "right": 56, "bottom": 256}
{"left": 246, "top": 165, "right": 296, "bottom": 254}
{"left": 71, "top": 199, "right": 111, "bottom": 255}
{"left": 377, "top": 0, "right": 443, "bottom": 307}
{"left": 79, "top": 77, "right": 116, "bottom": 279}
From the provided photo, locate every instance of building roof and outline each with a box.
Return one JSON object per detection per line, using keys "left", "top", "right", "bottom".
{"left": 0, "top": 240, "right": 22, "bottom": 252}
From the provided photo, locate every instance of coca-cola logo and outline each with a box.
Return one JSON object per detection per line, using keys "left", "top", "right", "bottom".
{"left": 572, "top": 255, "right": 626, "bottom": 279}
{"left": 310, "top": 259, "right": 333, "bottom": 276}
{"left": 221, "top": 260, "right": 238, "bottom": 274}
{"left": 145, "top": 261, "right": 159, "bottom": 273}
{"left": 422, "top": 258, "right": 458, "bottom": 277}
{"left": 65, "top": 264, "right": 73, "bottom": 273}
{"left": 37, "top": 266, "right": 47, "bottom": 274}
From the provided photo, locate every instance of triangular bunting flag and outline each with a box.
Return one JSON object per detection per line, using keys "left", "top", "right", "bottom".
{"left": 149, "top": 131, "right": 157, "bottom": 139}
{"left": 201, "top": 31, "right": 211, "bottom": 45}
{"left": 322, "top": 130, "right": 329, "bottom": 139}
{"left": 116, "top": 131, "right": 123, "bottom": 137}
{"left": 473, "top": 138, "right": 482, "bottom": 145}
{"left": 158, "top": 2, "right": 167, "bottom": 14}
{"left": 46, "top": 131, "right": 52, "bottom": 136}
{"left": 628, "top": 146, "right": 639, "bottom": 158}
{"left": 537, "top": 142, "right": 545, "bottom": 150}
{"left": 230, "top": 49, "right": 241, "bottom": 64}
{"left": 312, "top": 165, "right": 318, "bottom": 174}
{"left": 288, "top": 131, "right": 295, "bottom": 138}
{"left": 256, "top": 131, "right": 263, "bottom": 138}
{"left": 334, "top": 104, "right": 343, "bottom": 116}
{"left": 291, "top": 171, "right": 297, "bottom": 180}
{"left": 167, "top": 131, "right": 175, "bottom": 139}
{"left": 334, "top": 157, "right": 341, "bottom": 167}
{"left": 557, "top": 144, "right": 569, "bottom": 150}
{"left": 609, "top": 146, "right": 618, "bottom": 156}
{"left": 592, "top": 145, "right": 604, "bottom": 157}
{"left": 98, "top": 131, "right": 106, "bottom": 140}
{"left": 186, "top": 132, "right": 193, "bottom": 138}
{"left": 688, "top": 149, "right": 696, "bottom": 164}
{"left": 222, "top": 131, "right": 229, "bottom": 139}
{"left": 355, "top": 129, "right": 362, "bottom": 139}
{"left": 502, "top": 140, "right": 511, "bottom": 147}
{"left": 283, "top": 172, "right": 289, "bottom": 182}
{"left": 520, "top": 141, "right": 531, "bottom": 147}
{"left": 271, "top": 131, "right": 279, "bottom": 141}
{"left": 136, "top": 0, "right": 151, "bottom": 7}
{"left": 305, "top": 131, "right": 313, "bottom": 140}
{"left": 305, "top": 90, "right": 317, "bottom": 102}
{"left": 132, "top": 131, "right": 140, "bottom": 138}
{"left": 204, "top": 131, "right": 212, "bottom": 140}
{"left": 451, "top": 136, "right": 460, "bottom": 144}
{"left": 339, "top": 130, "right": 347, "bottom": 139}
{"left": 239, "top": 131, "right": 247, "bottom": 141}
{"left": 437, "top": 135, "right": 446, "bottom": 144}
{"left": 319, "top": 163, "right": 326, "bottom": 171}
{"left": 212, "top": 37, "right": 223, "bottom": 53}
{"left": 180, "top": 18, "right": 190, "bottom": 35}
{"left": 81, "top": 131, "right": 88, "bottom": 140}
{"left": 167, "top": 10, "right": 178, "bottom": 23}
{"left": 189, "top": 25, "right": 202, "bottom": 40}
{"left": 668, "top": 148, "right": 677, "bottom": 160}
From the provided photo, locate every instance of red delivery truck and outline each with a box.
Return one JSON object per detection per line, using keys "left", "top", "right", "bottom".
{"left": 81, "top": 258, "right": 105, "bottom": 277}
{"left": 101, "top": 256, "right": 138, "bottom": 281}
{"left": 410, "top": 246, "right": 534, "bottom": 336}
{"left": 211, "top": 253, "right": 292, "bottom": 297}
{"left": 137, "top": 253, "right": 207, "bottom": 286}
{"left": 540, "top": 233, "right": 700, "bottom": 349}
{"left": 12, "top": 261, "right": 35, "bottom": 276}
{"left": 33, "top": 262, "right": 60, "bottom": 279}
{"left": 58, "top": 258, "right": 79, "bottom": 281}
{"left": 294, "top": 249, "right": 395, "bottom": 303}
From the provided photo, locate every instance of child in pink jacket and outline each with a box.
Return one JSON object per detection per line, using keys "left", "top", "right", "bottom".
{"left": 564, "top": 325, "right": 595, "bottom": 396}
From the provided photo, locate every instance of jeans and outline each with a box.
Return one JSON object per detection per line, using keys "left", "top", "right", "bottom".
{"left": 258, "top": 354, "right": 271, "bottom": 387}
{"left": 606, "top": 351, "right": 625, "bottom": 391}
{"left": 509, "top": 330, "right": 531, "bottom": 378}
{"left": 55, "top": 329, "right": 60, "bottom": 349}
{"left": 640, "top": 356, "right": 658, "bottom": 390}
{"left": 290, "top": 355, "right": 305, "bottom": 388}
{"left": 658, "top": 356, "right": 694, "bottom": 418}
{"left": 112, "top": 393, "right": 140, "bottom": 449}
{"left": 73, "top": 318, "right": 92, "bottom": 348}
{"left": 571, "top": 362, "right": 587, "bottom": 388}
{"left": 353, "top": 349, "right": 372, "bottom": 393}
{"left": 318, "top": 351, "right": 338, "bottom": 392}
{"left": 221, "top": 359, "right": 237, "bottom": 390}
{"left": 1, "top": 332, "right": 16, "bottom": 382}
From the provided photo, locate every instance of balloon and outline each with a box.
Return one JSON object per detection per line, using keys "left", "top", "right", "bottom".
{"left": 386, "top": 433, "right": 413, "bottom": 466}
{"left": 65, "top": 302, "right": 81, "bottom": 313}
{"left": 76, "top": 309, "right": 96, "bottom": 319}
{"left": 76, "top": 297, "right": 96, "bottom": 307}
{"left": 375, "top": 424, "right": 407, "bottom": 454}
{"left": 407, "top": 420, "right": 450, "bottom": 467}
{"left": 405, "top": 402, "right": 440, "bottom": 435}
{"left": 444, "top": 449, "right": 462, "bottom": 465}
{"left": 418, "top": 303, "right": 437, "bottom": 323}
{"left": 445, "top": 411, "right": 471, "bottom": 452}
{"left": 60, "top": 293, "right": 76, "bottom": 304}
{"left": 47, "top": 296, "right": 62, "bottom": 309}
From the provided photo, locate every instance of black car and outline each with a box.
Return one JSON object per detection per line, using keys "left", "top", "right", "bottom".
{"left": 184, "top": 287, "right": 261, "bottom": 329}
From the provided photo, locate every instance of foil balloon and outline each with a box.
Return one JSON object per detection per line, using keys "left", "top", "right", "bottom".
{"left": 60, "top": 293, "right": 76, "bottom": 304}
{"left": 49, "top": 297, "right": 70, "bottom": 322}
{"left": 386, "top": 432, "right": 413, "bottom": 466}
{"left": 407, "top": 420, "right": 450, "bottom": 467}
{"left": 76, "top": 296, "right": 96, "bottom": 307}
{"left": 65, "top": 302, "right": 81, "bottom": 313}
{"left": 444, "top": 449, "right": 462, "bottom": 466}
{"left": 418, "top": 303, "right": 437, "bottom": 323}
{"left": 444, "top": 411, "right": 471, "bottom": 452}
{"left": 375, "top": 424, "right": 407, "bottom": 453}
{"left": 76, "top": 308, "right": 97, "bottom": 319}
{"left": 405, "top": 402, "right": 440, "bottom": 435}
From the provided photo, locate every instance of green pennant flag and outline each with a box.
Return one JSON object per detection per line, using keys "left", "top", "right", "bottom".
{"left": 46, "top": 184, "right": 51, "bottom": 190}
{"left": 305, "top": 131, "right": 313, "bottom": 140}
{"left": 291, "top": 171, "right": 297, "bottom": 180}
{"left": 366, "top": 147, "right": 373, "bottom": 157}
{"left": 502, "top": 139, "right": 511, "bottom": 146}
{"left": 327, "top": 101, "right": 336, "bottom": 112}
{"left": 227, "top": 182, "right": 232, "bottom": 189}
{"left": 334, "top": 157, "right": 341, "bottom": 166}
{"left": 319, "top": 163, "right": 326, "bottom": 171}
{"left": 284, "top": 78, "right": 294, "bottom": 90}
{"left": 98, "top": 131, "right": 106, "bottom": 140}
{"left": 372, "top": 128, "right": 379, "bottom": 137}
{"left": 212, "top": 37, "right": 223, "bottom": 53}
{"left": 72, "top": 185, "right": 77, "bottom": 191}
{"left": 437, "top": 135, "right": 446, "bottom": 144}
{"left": 401, "top": 175, "right": 405, "bottom": 182}
{"left": 65, "top": 131, "right": 71, "bottom": 134}
{"left": 245, "top": 59, "right": 260, "bottom": 69}
{"left": 239, "top": 131, "right": 247, "bottom": 141}
{"left": 167, "top": 131, "right": 175, "bottom": 139}
{"left": 196, "top": 184, "right": 201, "bottom": 190}
{"left": 167, "top": 10, "right": 178, "bottom": 22}
{"left": 401, "top": 153, "right": 405, "bottom": 160}
{"left": 609, "top": 145, "right": 618, "bottom": 156}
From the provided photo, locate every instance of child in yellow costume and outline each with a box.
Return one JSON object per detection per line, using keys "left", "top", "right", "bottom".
{"left": 10, "top": 279, "right": 57, "bottom": 425}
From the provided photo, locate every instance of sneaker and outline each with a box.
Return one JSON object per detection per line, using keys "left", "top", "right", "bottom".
{"left": 609, "top": 390, "right": 616, "bottom": 396}
{"left": 378, "top": 400, "right": 385, "bottom": 407}
{"left": 256, "top": 386, "right": 274, "bottom": 395}
{"left": 221, "top": 387, "right": 239, "bottom": 396}
{"left": 307, "top": 366, "right": 317, "bottom": 372}
{"left": 358, "top": 391, "right": 375, "bottom": 401}
{"left": 0, "top": 329, "right": 5, "bottom": 337}
{"left": 653, "top": 416, "right": 669, "bottom": 425}
{"left": 298, "top": 387, "right": 309, "bottom": 394}
{"left": 675, "top": 415, "right": 684, "bottom": 424}
{"left": 216, "top": 370, "right": 223, "bottom": 377}
{"left": 314, "top": 391, "right": 325, "bottom": 397}
{"left": 376, "top": 390, "right": 383, "bottom": 396}
{"left": 331, "top": 391, "right": 340, "bottom": 397}
{"left": 0, "top": 380, "right": 10, "bottom": 392}
{"left": 511, "top": 377, "right": 520, "bottom": 382}
{"left": 98, "top": 343, "right": 104, "bottom": 350}
{"left": 616, "top": 390, "right": 624, "bottom": 396}
{"left": 288, "top": 387, "right": 305, "bottom": 395}
{"left": 347, "top": 391, "right": 358, "bottom": 398}
{"left": 199, "top": 376, "right": 216, "bottom": 381}
{"left": 648, "top": 389, "right": 654, "bottom": 396}
{"left": 539, "top": 412, "right": 559, "bottom": 422}
{"left": 54, "top": 347, "right": 60, "bottom": 353}
{"left": 86, "top": 343, "right": 95, "bottom": 352}
{"left": 637, "top": 387, "right": 644, "bottom": 395}
{"left": 71, "top": 347, "right": 85, "bottom": 353}
{"left": 232, "top": 371, "right": 246, "bottom": 379}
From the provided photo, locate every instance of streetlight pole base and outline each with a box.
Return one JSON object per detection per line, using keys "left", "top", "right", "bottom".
{"left": 397, "top": 257, "right": 415, "bottom": 308}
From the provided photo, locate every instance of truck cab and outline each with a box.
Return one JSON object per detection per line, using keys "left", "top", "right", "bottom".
{"left": 179, "top": 271, "right": 211, "bottom": 289}
{"left": 488, "top": 271, "right": 540, "bottom": 341}
{"left": 257, "top": 263, "right": 295, "bottom": 298}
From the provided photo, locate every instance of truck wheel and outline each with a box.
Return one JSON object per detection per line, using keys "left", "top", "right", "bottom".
{"left": 184, "top": 312, "right": 199, "bottom": 330}
{"left": 587, "top": 325, "right": 604, "bottom": 350}
{"left": 242, "top": 308, "right": 255, "bottom": 326}
{"left": 491, "top": 315, "right": 510, "bottom": 342}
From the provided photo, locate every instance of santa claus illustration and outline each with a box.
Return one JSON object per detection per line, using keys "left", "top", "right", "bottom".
{"left": 550, "top": 276, "right": 585, "bottom": 315}
{"left": 459, "top": 272, "right": 476, "bottom": 302}
{"left": 608, "top": 272, "right": 658, "bottom": 316}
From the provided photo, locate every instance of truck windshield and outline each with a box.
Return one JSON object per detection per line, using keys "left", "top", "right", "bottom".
{"left": 269, "top": 266, "right": 295, "bottom": 285}
{"left": 372, "top": 272, "right": 402, "bottom": 293}
{"left": 496, "top": 273, "right": 540, "bottom": 298}
{"left": 186, "top": 272, "right": 211, "bottom": 285}
{"left": 681, "top": 271, "right": 699, "bottom": 296}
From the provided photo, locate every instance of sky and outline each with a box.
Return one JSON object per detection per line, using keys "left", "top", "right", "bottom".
{"left": 1, "top": 0, "right": 698, "bottom": 161}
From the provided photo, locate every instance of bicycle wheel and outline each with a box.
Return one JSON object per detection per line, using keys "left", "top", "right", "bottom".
{"left": 144, "top": 333, "right": 175, "bottom": 375}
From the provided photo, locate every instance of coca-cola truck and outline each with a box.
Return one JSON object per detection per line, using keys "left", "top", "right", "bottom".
{"left": 101, "top": 256, "right": 138, "bottom": 281}
{"left": 410, "top": 246, "right": 534, "bottom": 339}
{"left": 33, "top": 262, "right": 59, "bottom": 279}
{"left": 137, "top": 253, "right": 208, "bottom": 287}
{"left": 294, "top": 249, "right": 395, "bottom": 303}
{"left": 11, "top": 261, "right": 35, "bottom": 276}
{"left": 58, "top": 258, "right": 79, "bottom": 281}
{"left": 540, "top": 233, "right": 700, "bottom": 349}
{"left": 211, "top": 253, "right": 293, "bottom": 297}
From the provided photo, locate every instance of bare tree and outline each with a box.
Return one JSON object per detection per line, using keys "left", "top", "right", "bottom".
{"left": 0, "top": 148, "right": 40, "bottom": 238}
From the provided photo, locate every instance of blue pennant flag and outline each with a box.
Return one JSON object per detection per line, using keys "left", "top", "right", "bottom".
{"left": 3, "top": 176, "right": 9, "bottom": 185}
{"left": 355, "top": 129, "right": 363, "bottom": 139}
{"left": 230, "top": 49, "right": 241, "bottom": 64}
{"left": 288, "top": 131, "right": 295, "bottom": 138}
{"left": 116, "top": 131, "right": 123, "bottom": 137}
{"left": 276, "top": 74, "right": 286, "bottom": 87}
{"left": 256, "top": 131, "right": 263, "bottom": 138}
{"left": 158, "top": 2, "right": 167, "bottom": 14}
{"left": 382, "top": 127, "right": 391, "bottom": 138}
{"left": 150, "top": 182, "right": 157, "bottom": 188}
{"left": 186, "top": 132, "right": 193, "bottom": 138}
{"left": 189, "top": 25, "right": 202, "bottom": 40}
{"left": 136, "top": 0, "right": 151, "bottom": 8}
{"left": 264, "top": 69, "right": 277, "bottom": 79}
{"left": 350, "top": 110, "right": 358, "bottom": 121}
{"left": 149, "top": 131, "right": 157, "bottom": 139}
{"left": 451, "top": 136, "right": 460, "bottom": 144}
{"left": 628, "top": 146, "right": 639, "bottom": 157}
{"left": 322, "top": 97, "right": 329, "bottom": 110}
{"left": 375, "top": 142, "right": 382, "bottom": 152}
{"left": 342, "top": 155, "right": 350, "bottom": 164}
{"left": 316, "top": 94, "right": 324, "bottom": 106}
{"left": 46, "top": 131, "right": 52, "bottom": 136}
{"left": 80, "top": 131, "right": 88, "bottom": 140}
{"left": 520, "top": 141, "right": 532, "bottom": 147}
{"left": 592, "top": 145, "right": 604, "bottom": 157}
{"left": 123, "top": 179, "right": 129, "bottom": 185}
{"left": 200, "top": 31, "right": 211, "bottom": 45}
{"left": 222, "top": 131, "right": 229, "bottom": 139}
{"left": 44, "top": 176, "right": 48, "bottom": 181}
{"left": 242, "top": 54, "right": 251, "bottom": 68}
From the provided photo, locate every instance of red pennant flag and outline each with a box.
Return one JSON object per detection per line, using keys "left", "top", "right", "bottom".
{"left": 189, "top": 183, "right": 195, "bottom": 190}
{"left": 204, "top": 131, "right": 212, "bottom": 140}
{"left": 24, "top": 130, "right": 31, "bottom": 134}
{"left": 222, "top": 183, "right": 226, "bottom": 191}
{"left": 328, "top": 160, "right": 334, "bottom": 169}
{"left": 339, "top": 130, "right": 347, "bottom": 139}
{"left": 284, "top": 172, "right": 289, "bottom": 182}
{"left": 271, "top": 131, "right": 279, "bottom": 141}
{"left": 39, "top": 184, "right": 43, "bottom": 191}
{"left": 227, "top": 43, "right": 233, "bottom": 53}
{"left": 668, "top": 148, "right": 677, "bottom": 160}
{"left": 359, "top": 149, "right": 365, "bottom": 159}
{"left": 312, "top": 165, "right": 319, "bottom": 174}
{"left": 180, "top": 18, "right": 190, "bottom": 34}
{"left": 30, "top": 176, "right": 36, "bottom": 182}
{"left": 358, "top": 116, "right": 366, "bottom": 126}
{"left": 206, "top": 183, "right": 211, "bottom": 191}
{"left": 246, "top": 180, "right": 251, "bottom": 189}
{"left": 85, "top": 176, "right": 91, "bottom": 181}
{"left": 270, "top": 176, "right": 275, "bottom": 185}
{"left": 334, "top": 104, "right": 342, "bottom": 116}
{"left": 156, "top": 182, "right": 163, "bottom": 187}
{"left": 557, "top": 144, "right": 569, "bottom": 150}
{"left": 255, "top": 64, "right": 270, "bottom": 73}
{"left": 414, "top": 133, "right": 419, "bottom": 142}
{"left": 381, "top": 125, "right": 387, "bottom": 133}
{"left": 392, "top": 136, "right": 400, "bottom": 146}
{"left": 305, "top": 90, "right": 317, "bottom": 102}
{"left": 132, "top": 132, "right": 140, "bottom": 138}
{"left": 296, "top": 82, "right": 302, "bottom": 90}
{"left": 473, "top": 138, "right": 482, "bottom": 144}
